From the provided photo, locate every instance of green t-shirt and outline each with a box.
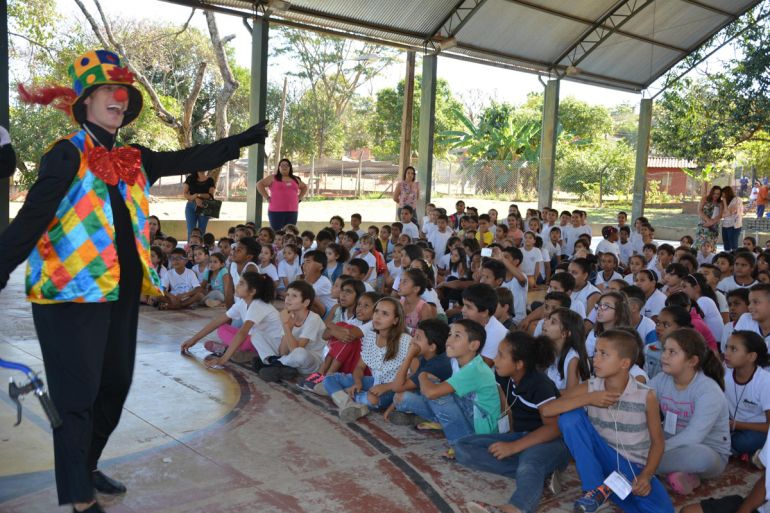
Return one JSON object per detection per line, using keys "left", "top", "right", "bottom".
{"left": 447, "top": 355, "right": 501, "bottom": 434}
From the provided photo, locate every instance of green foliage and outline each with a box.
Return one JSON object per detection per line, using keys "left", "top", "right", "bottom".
{"left": 556, "top": 140, "right": 635, "bottom": 201}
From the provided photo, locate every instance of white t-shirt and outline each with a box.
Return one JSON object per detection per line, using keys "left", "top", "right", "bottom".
{"left": 428, "top": 229, "right": 454, "bottom": 261}
{"left": 619, "top": 241, "right": 634, "bottom": 266}
{"left": 547, "top": 348, "right": 579, "bottom": 390}
{"left": 697, "top": 252, "right": 715, "bottom": 265}
{"left": 163, "top": 267, "right": 199, "bottom": 294}
{"left": 760, "top": 437, "right": 770, "bottom": 513}
{"left": 596, "top": 239, "right": 620, "bottom": 260}
{"left": 724, "top": 367, "right": 770, "bottom": 423}
{"left": 541, "top": 239, "right": 561, "bottom": 263}
{"left": 630, "top": 364, "right": 649, "bottom": 382}
{"left": 697, "top": 296, "right": 723, "bottom": 342}
{"left": 643, "top": 289, "right": 667, "bottom": 318}
{"left": 437, "top": 252, "right": 452, "bottom": 271}
{"left": 259, "top": 263, "right": 279, "bottom": 282}
{"left": 278, "top": 259, "right": 301, "bottom": 284}
{"left": 401, "top": 222, "right": 420, "bottom": 240}
{"left": 291, "top": 311, "right": 328, "bottom": 361}
{"left": 359, "top": 252, "right": 377, "bottom": 284}
{"left": 422, "top": 288, "right": 445, "bottom": 315}
{"left": 717, "top": 276, "right": 758, "bottom": 295}
{"left": 504, "top": 275, "right": 528, "bottom": 324}
{"left": 226, "top": 299, "right": 283, "bottom": 346}
{"left": 585, "top": 330, "right": 598, "bottom": 357}
{"left": 572, "top": 283, "right": 600, "bottom": 310}
{"left": 310, "top": 275, "right": 337, "bottom": 313}
{"left": 520, "top": 247, "right": 543, "bottom": 276}
{"left": 229, "top": 261, "right": 259, "bottom": 286}
{"left": 387, "top": 260, "right": 403, "bottom": 280}
{"left": 716, "top": 290, "right": 729, "bottom": 314}
{"left": 593, "top": 270, "right": 622, "bottom": 289}
{"left": 734, "top": 313, "right": 770, "bottom": 349}
{"left": 563, "top": 225, "right": 592, "bottom": 256}
{"left": 482, "top": 316, "right": 508, "bottom": 362}
{"left": 637, "top": 315, "right": 657, "bottom": 345}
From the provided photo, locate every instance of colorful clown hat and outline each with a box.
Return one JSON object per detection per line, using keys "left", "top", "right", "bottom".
{"left": 68, "top": 49, "right": 143, "bottom": 127}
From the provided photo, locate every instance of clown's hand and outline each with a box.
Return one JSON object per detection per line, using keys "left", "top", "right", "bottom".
{"left": 234, "top": 120, "right": 269, "bottom": 148}
{"left": 0, "top": 126, "right": 10, "bottom": 146}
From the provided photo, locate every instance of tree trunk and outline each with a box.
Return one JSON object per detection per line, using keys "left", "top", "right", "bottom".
{"left": 204, "top": 10, "right": 239, "bottom": 185}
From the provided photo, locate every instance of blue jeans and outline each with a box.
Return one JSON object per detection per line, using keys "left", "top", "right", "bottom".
{"left": 758, "top": 204, "right": 766, "bottom": 219}
{"left": 185, "top": 201, "right": 209, "bottom": 239}
{"left": 394, "top": 390, "right": 476, "bottom": 445}
{"left": 268, "top": 210, "right": 298, "bottom": 231}
{"left": 558, "top": 409, "right": 674, "bottom": 513}
{"left": 721, "top": 226, "right": 742, "bottom": 252}
{"left": 455, "top": 432, "right": 570, "bottom": 513}
{"left": 322, "top": 373, "right": 394, "bottom": 409}
{"left": 731, "top": 429, "right": 767, "bottom": 455}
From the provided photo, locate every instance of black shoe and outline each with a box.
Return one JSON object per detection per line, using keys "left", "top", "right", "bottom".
{"left": 252, "top": 357, "right": 265, "bottom": 373}
{"left": 279, "top": 366, "right": 299, "bottom": 381}
{"left": 92, "top": 470, "right": 126, "bottom": 495}
{"left": 259, "top": 365, "right": 283, "bottom": 382}
{"left": 266, "top": 355, "right": 283, "bottom": 366}
{"left": 72, "top": 502, "right": 106, "bottom": 513}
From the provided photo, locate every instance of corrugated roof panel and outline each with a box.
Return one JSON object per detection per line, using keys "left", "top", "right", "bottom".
{"left": 528, "top": 0, "right": 624, "bottom": 21}
{"left": 280, "top": 10, "right": 428, "bottom": 46}
{"left": 579, "top": 33, "right": 682, "bottom": 84}
{"left": 457, "top": 0, "right": 587, "bottom": 63}
{"left": 695, "top": 0, "right": 760, "bottom": 13}
{"left": 621, "top": 1, "right": 728, "bottom": 50}
{"left": 286, "top": 0, "right": 451, "bottom": 37}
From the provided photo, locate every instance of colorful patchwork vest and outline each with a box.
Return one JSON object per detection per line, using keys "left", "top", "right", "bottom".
{"left": 25, "top": 130, "right": 162, "bottom": 303}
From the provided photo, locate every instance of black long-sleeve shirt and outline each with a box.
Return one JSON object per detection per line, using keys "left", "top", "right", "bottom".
{"left": 0, "top": 122, "right": 241, "bottom": 292}
{"left": 0, "top": 144, "right": 15, "bottom": 179}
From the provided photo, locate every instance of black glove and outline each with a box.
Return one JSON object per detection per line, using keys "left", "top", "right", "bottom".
{"left": 234, "top": 120, "right": 269, "bottom": 148}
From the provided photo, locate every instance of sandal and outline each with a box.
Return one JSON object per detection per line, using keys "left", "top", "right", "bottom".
{"left": 415, "top": 421, "right": 443, "bottom": 431}
{"left": 441, "top": 447, "right": 455, "bottom": 461}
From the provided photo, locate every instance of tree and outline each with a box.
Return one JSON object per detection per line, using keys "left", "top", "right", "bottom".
{"left": 556, "top": 140, "right": 635, "bottom": 203}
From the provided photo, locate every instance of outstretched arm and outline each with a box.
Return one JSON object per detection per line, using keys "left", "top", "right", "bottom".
{"left": 136, "top": 121, "right": 268, "bottom": 184}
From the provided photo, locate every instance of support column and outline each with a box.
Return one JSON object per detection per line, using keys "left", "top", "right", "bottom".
{"left": 246, "top": 17, "right": 268, "bottom": 226}
{"left": 0, "top": 0, "right": 9, "bottom": 233}
{"left": 537, "top": 79, "right": 559, "bottom": 210}
{"left": 632, "top": 98, "right": 652, "bottom": 221}
{"left": 416, "top": 54, "right": 437, "bottom": 223}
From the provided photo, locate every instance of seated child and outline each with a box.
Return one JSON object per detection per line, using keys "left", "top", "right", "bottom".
{"left": 257, "top": 244, "right": 279, "bottom": 291}
{"left": 398, "top": 268, "right": 437, "bottom": 334}
{"left": 541, "top": 329, "right": 674, "bottom": 513}
{"left": 277, "top": 243, "right": 301, "bottom": 298}
{"left": 722, "top": 288, "right": 750, "bottom": 353}
{"left": 541, "top": 307, "right": 590, "bottom": 391}
{"left": 650, "top": 328, "right": 730, "bottom": 495}
{"left": 323, "top": 297, "right": 412, "bottom": 422}
{"left": 191, "top": 245, "right": 209, "bottom": 282}
{"left": 495, "top": 287, "right": 515, "bottom": 330}
{"left": 385, "top": 319, "right": 452, "bottom": 426}
{"left": 160, "top": 248, "right": 204, "bottom": 310}
{"left": 458, "top": 331, "right": 571, "bottom": 513}
{"left": 200, "top": 253, "right": 227, "bottom": 307}
{"left": 407, "top": 319, "right": 502, "bottom": 450}
{"left": 181, "top": 272, "right": 281, "bottom": 367}
{"left": 723, "top": 330, "right": 770, "bottom": 457}
{"left": 258, "top": 280, "right": 327, "bottom": 382}
{"left": 462, "top": 283, "right": 508, "bottom": 367}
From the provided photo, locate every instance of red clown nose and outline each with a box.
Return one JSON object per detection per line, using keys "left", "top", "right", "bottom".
{"left": 113, "top": 88, "right": 129, "bottom": 102}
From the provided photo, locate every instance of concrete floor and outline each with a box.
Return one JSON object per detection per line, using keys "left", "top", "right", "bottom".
{"left": 0, "top": 267, "right": 761, "bottom": 513}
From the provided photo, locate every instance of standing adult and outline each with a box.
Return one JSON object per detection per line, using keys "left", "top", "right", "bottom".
{"left": 183, "top": 170, "right": 215, "bottom": 239}
{"left": 695, "top": 186, "right": 723, "bottom": 250}
{"left": 757, "top": 179, "right": 769, "bottom": 219}
{"left": 3, "top": 49, "right": 268, "bottom": 513}
{"left": 393, "top": 165, "right": 419, "bottom": 220}
{"left": 257, "top": 158, "right": 307, "bottom": 231}
{"left": 721, "top": 186, "right": 743, "bottom": 251}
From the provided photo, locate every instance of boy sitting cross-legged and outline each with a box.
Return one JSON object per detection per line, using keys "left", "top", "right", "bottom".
{"left": 541, "top": 329, "right": 673, "bottom": 513}
{"left": 384, "top": 318, "right": 453, "bottom": 426}
{"left": 160, "top": 247, "right": 204, "bottom": 310}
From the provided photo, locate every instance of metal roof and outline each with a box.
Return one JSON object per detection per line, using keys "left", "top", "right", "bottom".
{"left": 161, "top": 0, "right": 763, "bottom": 92}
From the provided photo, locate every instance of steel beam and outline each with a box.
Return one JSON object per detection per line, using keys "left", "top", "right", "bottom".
{"left": 416, "top": 55, "right": 437, "bottom": 222}
{"left": 425, "top": 0, "right": 489, "bottom": 49}
{"left": 246, "top": 16, "right": 268, "bottom": 226}
{"left": 0, "top": 0, "right": 8, "bottom": 233}
{"left": 537, "top": 79, "right": 559, "bottom": 211}
{"left": 632, "top": 98, "right": 652, "bottom": 221}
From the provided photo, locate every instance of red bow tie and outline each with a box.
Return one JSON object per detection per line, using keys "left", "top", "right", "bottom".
{"left": 87, "top": 146, "right": 142, "bottom": 186}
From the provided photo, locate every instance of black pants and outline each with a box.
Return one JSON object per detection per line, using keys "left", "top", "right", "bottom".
{"left": 32, "top": 276, "right": 140, "bottom": 505}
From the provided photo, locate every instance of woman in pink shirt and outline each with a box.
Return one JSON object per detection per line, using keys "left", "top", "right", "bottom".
{"left": 392, "top": 166, "right": 419, "bottom": 220}
{"left": 257, "top": 159, "right": 308, "bottom": 230}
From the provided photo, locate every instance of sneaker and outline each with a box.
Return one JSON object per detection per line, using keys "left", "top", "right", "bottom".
{"left": 313, "top": 381, "right": 329, "bottom": 396}
{"left": 339, "top": 402, "right": 369, "bottom": 423}
{"left": 574, "top": 484, "right": 611, "bottom": 512}
{"left": 387, "top": 411, "right": 417, "bottom": 426}
{"left": 203, "top": 340, "right": 226, "bottom": 356}
{"left": 752, "top": 448, "right": 765, "bottom": 470}
{"left": 299, "top": 374, "right": 325, "bottom": 392}
{"left": 548, "top": 466, "right": 567, "bottom": 496}
{"left": 666, "top": 471, "right": 700, "bottom": 495}
{"left": 204, "top": 298, "right": 223, "bottom": 308}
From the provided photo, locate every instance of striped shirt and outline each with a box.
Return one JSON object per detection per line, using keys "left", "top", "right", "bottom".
{"left": 586, "top": 376, "right": 651, "bottom": 465}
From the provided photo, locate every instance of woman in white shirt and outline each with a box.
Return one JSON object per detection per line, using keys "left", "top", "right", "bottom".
{"left": 682, "top": 273, "right": 724, "bottom": 342}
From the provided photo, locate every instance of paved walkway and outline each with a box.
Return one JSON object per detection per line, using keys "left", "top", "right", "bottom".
{"left": 0, "top": 267, "right": 759, "bottom": 512}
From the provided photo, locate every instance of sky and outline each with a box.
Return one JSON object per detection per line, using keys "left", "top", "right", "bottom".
{"left": 58, "top": 0, "right": 646, "bottom": 110}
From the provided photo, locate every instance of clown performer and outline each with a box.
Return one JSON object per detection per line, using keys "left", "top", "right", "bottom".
{"left": 0, "top": 50, "right": 268, "bottom": 513}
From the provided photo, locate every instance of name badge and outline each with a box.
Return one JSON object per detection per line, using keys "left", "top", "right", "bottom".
{"left": 497, "top": 415, "right": 510, "bottom": 434}
{"left": 603, "top": 471, "right": 632, "bottom": 500}
{"left": 664, "top": 411, "right": 678, "bottom": 435}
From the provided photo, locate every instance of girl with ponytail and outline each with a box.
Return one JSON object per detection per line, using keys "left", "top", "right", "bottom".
{"left": 455, "top": 331, "right": 570, "bottom": 513}
{"left": 650, "top": 328, "right": 731, "bottom": 495}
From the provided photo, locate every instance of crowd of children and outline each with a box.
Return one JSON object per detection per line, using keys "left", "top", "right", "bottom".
{"left": 156, "top": 202, "right": 769, "bottom": 513}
